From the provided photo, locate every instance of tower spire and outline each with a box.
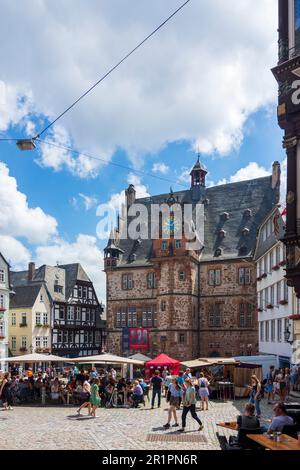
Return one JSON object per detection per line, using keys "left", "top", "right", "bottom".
{"left": 190, "top": 153, "right": 207, "bottom": 188}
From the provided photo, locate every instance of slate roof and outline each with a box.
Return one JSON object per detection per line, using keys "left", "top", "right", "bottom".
{"left": 11, "top": 263, "right": 96, "bottom": 303}
{"left": 108, "top": 172, "right": 280, "bottom": 267}
{"left": 254, "top": 207, "right": 285, "bottom": 261}
{"left": 10, "top": 284, "right": 43, "bottom": 309}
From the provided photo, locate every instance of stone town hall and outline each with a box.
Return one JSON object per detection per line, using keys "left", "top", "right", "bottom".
{"left": 104, "top": 158, "right": 281, "bottom": 361}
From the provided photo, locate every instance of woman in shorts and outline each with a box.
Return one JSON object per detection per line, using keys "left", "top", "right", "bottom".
{"left": 163, "top": 378, "right": 183, "bottom": 429}
{"left": 198, "top": 373, "right": 210, "bottom": 411}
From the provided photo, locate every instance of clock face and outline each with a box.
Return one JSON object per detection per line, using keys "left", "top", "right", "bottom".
{"left": 162, "top": 216, "right": 180, "bottom": 237}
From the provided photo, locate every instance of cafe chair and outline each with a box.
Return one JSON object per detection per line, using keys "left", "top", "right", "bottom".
{"left": 281, "top": 424, "right": 299, "bottom": 439}
{"left": 226, "top": 428, "right": 264, "bottom": 451}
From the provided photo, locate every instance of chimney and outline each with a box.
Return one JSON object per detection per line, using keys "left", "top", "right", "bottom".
{"left": 272, "top": 161, "right": 281, "bottom": 189}
{"left": 125, "top": 184, "right": 136, "bottom": 207}
{"left": 28, "top": 262, "right": 35, "bottom": 281}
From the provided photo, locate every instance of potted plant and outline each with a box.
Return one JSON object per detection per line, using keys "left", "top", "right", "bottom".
{"left": 0, "top": 335, "right": 5, "bottom": 340}
{"left": 279, "top": 299, "right": 288, "bottom": 306}
{"left": 279, "top": 260, "right": 286, "bottom": 267}
{"left": 261, "top": 273, "right": 267, "bottom": 279}
{"left": 20, "top": 347, "right": 27, "bottom": 352}
{"left": 272, "top": 264, "right": 280, "bottom": 271}
{"left": 289, "top": 314, "right": 300, "bottom": 321}
{"left": 266, "top": 304, "right": 274, "bottom": 310}
{"left": 257, "top": 307, "right": 263, "bottom": 313}
{"left": 35, "top": 323, "right": 42, "bottom": 327}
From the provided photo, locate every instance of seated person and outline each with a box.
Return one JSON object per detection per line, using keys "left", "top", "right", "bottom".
{"left": 50, "top": 378, "right": 66, "bottom": 404}
{"left": 265, "top": 402, "right": 294, "bottom": 434}
{"left": 131, "top": 380, "right": 144, "bottom": 407}
{"left": 228, "top": 403, "right": 261, "bottom": 449}
{"left": 72, "top": 380, "right": 83, "bottom": 404}
{"left": 34, "top": 375, "right": 44, "bottom": 400}
{"left": 237, "top": 403, "right": 260, "bottom": 430}
{"left": 117, "top": 378, "right": 126, "bottom": 404}
{"left": 125, "top": 381, "right": 133, "bottom": 404}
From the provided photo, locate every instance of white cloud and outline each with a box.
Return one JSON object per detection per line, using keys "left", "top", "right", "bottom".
{"left": 0, "top": 81, "right": 33, "bottom": 132}
{"left": 0, "top": 235, "right": 31, "bottom": 271}
{"left": 211, "top": 159, "right": 287, "bottom": 204}
{"left": 227, "top": 162, "right": 270, "bottom": 184}
{"left": 152, "top": 162, "right": 169, "bottom": 174}
{"left": 35, "top": 234, "right": 105, "bottom": 302}
{"left": 0, "top": 0, "right": 278, "bottom": 176}
{"left": 78, "top": 193, "right": 98, "bottom": 211}
{"left": 0, "top": 161, "right": 57, "bottom": 244}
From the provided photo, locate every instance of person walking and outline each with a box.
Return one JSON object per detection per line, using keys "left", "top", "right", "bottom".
{"left": 284, "top": 368, "right": 291, "bottom": 401}
{"left": 179, "top": 378, "right": 203, "bottom": 432}
{"left": 150, "top": 370, "right": 163, "bottom": 409}
{"left": 90, "top": 378, "right": 101, "bottom": 417}
{"left": 266, "top": 366, "right": 275, "bottom": 404}
{"left": 277, "top": 369, "right": 287, "bottom": 402}
{"left": 248, "top": 375, "right": 262, "bottom": 418}
{"left": 183, "top": 368, "right": 192, "bottom": 381}
{"left": 163, "top": 378, "right": 182, "bottom": 429}
{"left": 198, "top": 373, "right": 210, "bottom": 411}
{"left": 77, "top": 379, "right": 91, "bottom": 415}
{"left": 0, "top": 373, "right": 13, "bottom": 410}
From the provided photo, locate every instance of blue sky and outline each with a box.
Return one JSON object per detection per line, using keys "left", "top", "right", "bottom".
{"left": 0, "top": 0, "right": 281, "bottom": 301}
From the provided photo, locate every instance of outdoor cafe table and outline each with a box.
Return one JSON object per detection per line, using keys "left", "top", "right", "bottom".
{"left": 246, "top": 434, "right": 300, "bottom": 451}
{"left": 217, "top": 422, "right": 238, "bottom": 431}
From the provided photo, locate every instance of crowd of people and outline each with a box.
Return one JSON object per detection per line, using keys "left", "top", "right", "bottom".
{"left": 1, "top": 363, "right": 299, "bottom": 436}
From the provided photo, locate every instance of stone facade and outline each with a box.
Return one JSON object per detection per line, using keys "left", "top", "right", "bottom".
{"left": 199, "top": 260, "right": 257, "bottom": 357}
{"left": 105, "top": 159, "right": 280, "bottom": 361}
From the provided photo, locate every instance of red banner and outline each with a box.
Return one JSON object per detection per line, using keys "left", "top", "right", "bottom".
{"left": 129, "top": 328, "right": 149, "bottom": 351}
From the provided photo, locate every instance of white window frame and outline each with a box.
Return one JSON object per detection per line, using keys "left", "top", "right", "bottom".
{"left": 0, "top": 268, "right": 5, "bottom": 283}
{"left": 11, "top": 336, "right": 16, "bottom": 350}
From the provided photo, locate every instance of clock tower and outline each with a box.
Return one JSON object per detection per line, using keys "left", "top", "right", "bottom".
{"left": 272, "top": 0, "right": 300, "bottom": 298}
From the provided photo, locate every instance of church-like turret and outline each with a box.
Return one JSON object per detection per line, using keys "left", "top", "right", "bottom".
{"left": 190, "top": 155, "right": 207, "bottom": 188}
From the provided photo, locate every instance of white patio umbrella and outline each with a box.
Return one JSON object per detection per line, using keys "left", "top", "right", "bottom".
{"left": 71, "top": 353, "right": 144, "bottom": 366}
{"left": 1, "top": 353, "right": 73, "bottom": 363}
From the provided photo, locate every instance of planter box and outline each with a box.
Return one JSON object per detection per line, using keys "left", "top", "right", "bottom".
{"left": 257, "top": 276, "right": 262, "bottom": 282}
{"left": 272, "top": 265, "right": 280, "bottom": 271}
{"left": 257, "top": 308, "right": 263, "bottom": 313}
{"left": 261, "top": 273, "right": 267, "bottom": 278}
{"left": 20, "top": 347, "right": 27, "bottom": 352}
{"left": 279, "top": 300, "right": 288, "bottom": 306}
{"left": 266, "top": 304, "right": 274, "bottom": 310}
{"left": 279, "top": 260, "right": 286, "bottom": 266}
{"left": 289, "top": 314, "right": 300, "bottom": 321}
{"left": 0, "top": 336, "right": 5, "bottom": 340}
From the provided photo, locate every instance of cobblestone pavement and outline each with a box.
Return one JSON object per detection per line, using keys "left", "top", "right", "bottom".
{"left": 0, "top": 398, "right": 284, "bottom": 450}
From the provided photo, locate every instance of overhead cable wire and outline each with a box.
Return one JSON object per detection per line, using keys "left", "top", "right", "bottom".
{"left": 36, "top": 137, "right": 187, "bottom": 188}
{"left": 34, "top": 0, "right": 192, "bottom": 139}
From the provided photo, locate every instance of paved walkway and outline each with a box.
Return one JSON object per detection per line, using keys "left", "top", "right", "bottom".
{"left": 0, "top": 398, "right": 282, "bottom": 450}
